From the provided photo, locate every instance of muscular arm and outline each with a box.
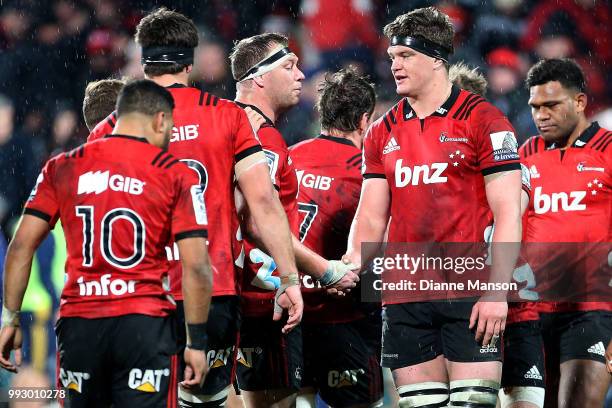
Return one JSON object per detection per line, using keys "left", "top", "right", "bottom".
{"left": 237, "top": 187, "right": 328, "bottom": 280}
{"left": 344, "top": 178, "right": 391, "bottom": 269}
{"left": 179, "top": 237, "right": 213, "bottom": 325}
{"left": 3, "top": 215, "right": 50, "bottom": 312}
{"left": 237, "top": 162, "right": 298, "bottom": 277}
{"left": 484, "top": 169, "right": 522, "bottom": 293}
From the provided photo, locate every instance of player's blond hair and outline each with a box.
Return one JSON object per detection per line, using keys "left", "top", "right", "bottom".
{"left": 449, "top": 62, "right": 487, "bottom": 97}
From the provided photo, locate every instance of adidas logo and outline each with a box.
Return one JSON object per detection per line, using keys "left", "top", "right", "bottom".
{"left": 479, "top": 344, "right": 498, "bottom": 354}
{"left": 383, "top": 137, "right": 401, "bottom": 154}
{"left": 524, "top": 365, "right": 543, "bottom": 380}
{"left": 574, "top": 140, "right": 586, "bottom": 147}
{"left": 587, "top": 341, "right": 605, "bottom": 356}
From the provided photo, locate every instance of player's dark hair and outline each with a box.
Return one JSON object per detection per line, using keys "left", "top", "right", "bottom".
{"left": 449, "top": 62, "right": 487, "bottom": 97}
{"left": 135, "top": 7, "right": 199, "bottom": 77}
{"left": 525, "top": 58, "right": 586, "bottom": 93}
{"left": 383, "top": 7, "right": 454, "bottom": 65}
{"left": 82, "top": 79, "right": 125, "bottom": 131}
{"left": 317, "top": 67, "right": 376, "bottom": 132}
{"left": 116, "top": 80, "right": 174, "bottom": 118}
{"left": 229, "top": 33, "right": 289, "bottom": 81}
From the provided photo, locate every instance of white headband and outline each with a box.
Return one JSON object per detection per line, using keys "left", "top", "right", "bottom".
{"left": 238, "top": 46, "right": 296, "bottom": 82}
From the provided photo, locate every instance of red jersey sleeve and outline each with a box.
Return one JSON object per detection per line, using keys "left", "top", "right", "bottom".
{"left": 87, "top": 111, "right": 117, "bottom": 142}
{"left": 471, "top": 102, "right": 521, "bottom": 175}
{"left": 362, "top": 123, "right": 385, "bottom": 178}
{"left": 24, "top": 157, "right": 60, "bottom": 227}
{"left": 171, "top": 165, "right": 208, "bottom": 241}
{"left": 233, "top": 106, "right": 263, "bottom": 163}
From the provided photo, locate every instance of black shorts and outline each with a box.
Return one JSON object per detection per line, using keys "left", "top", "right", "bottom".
{"left": 56, "top": 314, "right": 178, "bottom": 408}
{"left": 501, "top": 320, "right": 545, "bottom": 388}
{"left": 303, "top": 314, "right": 384, "bottom": 408}
{"left": 176, "top": 296, "right": 241, "bottom": 396}
{"left": 235, "top": 315, "right": 302, "bottom": 392}
{"left": 381, "top": 301, "right": 503, "bottom": 369}
{"left": 540, "top": 310, "right": 612, "bottom": 364}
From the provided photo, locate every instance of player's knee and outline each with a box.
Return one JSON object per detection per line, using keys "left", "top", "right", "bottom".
{"left": 178, "top": 385, "right": 229, "bottom": 407}
{"left": 397, "top": 382, "right": 449, "bottom": 407}
{"left": 449, "top": 379, "right": 499, "bottom": 407}
{"left": 498, "top": 386, "right": 544, "bottom": 408}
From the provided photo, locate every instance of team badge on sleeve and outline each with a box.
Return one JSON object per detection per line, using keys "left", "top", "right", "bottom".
{"left": 520, "top": 163, "right": 531, "bottom": 191}
{"left": 263, "top": 149, "right": 280, "bottom": 183}
{"left": 490, "top": 131, "right": 519, "bottom": 161}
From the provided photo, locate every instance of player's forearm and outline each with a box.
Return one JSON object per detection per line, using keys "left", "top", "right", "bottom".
{"left": 3, "top": 240, "right": 36, "bottom": 311}
{"left": 291, "top": 235, "right": 327, "bottom": 279}
{"left": 489, "top": 212, "right": 521, "bottom": 294}
{"left": 346, "top": 212, "right": 387, "bottom": 267}
{"left": 249, "top": 197, "right": 298, "bottom": 277}
{"left": 182, "top": 263, "right": 212, "bottom": 324}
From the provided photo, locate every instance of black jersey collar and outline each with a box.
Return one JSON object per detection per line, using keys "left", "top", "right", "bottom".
{"left": 317, "top": 134, "right": 357, "bottom": 147}
{"left": 166, "top": 83, "right": 187, "bottom": 88}
{"left": 572, "top": 121, "right": 600, "bottom": 148}
{"left": 235, "top": 102, "right": 275, "bottom": 126}
{"left": 401, "top": 85, "right": 460, "bottom": 120}
{"left": 546, "top": 122, "right": 601, "bottom": 150}
{"left": 104, "top": 134, "right": 150, "bottom": 144}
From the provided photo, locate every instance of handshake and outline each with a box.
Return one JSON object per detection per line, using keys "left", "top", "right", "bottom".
{"left": 319, "top": 259, "right": 360, "bottom": 297}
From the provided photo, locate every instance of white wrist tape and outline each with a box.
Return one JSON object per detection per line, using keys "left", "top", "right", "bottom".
{"left": 1, "top": 305, "right": 20, "bottom": 328}
{"left": 318, "top": 260, "right": 356, "bottom": 287}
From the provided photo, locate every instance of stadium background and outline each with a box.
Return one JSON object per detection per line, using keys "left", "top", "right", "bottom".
{"left": 0, "top": 0, "right": 610, "bottom": 406}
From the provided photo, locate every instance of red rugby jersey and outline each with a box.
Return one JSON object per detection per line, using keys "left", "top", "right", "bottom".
{"left": 89, "top": 85, "right": 262, "bottom": 299}
{"left": 362, "top": 86, "right": 521, "bottom": 303}
{"left": 25, "top": 135, "right": 207, "bottom": 319}
{"left": 520, "top": 122, "right": 611, "bottom": 313}
{"left": 234, "top": 104, "right": 299, "bottom": 317}
{"left": 290, "top": 135, "right": 364, "bottom": 324}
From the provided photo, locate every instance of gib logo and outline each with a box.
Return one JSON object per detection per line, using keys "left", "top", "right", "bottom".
{"left": 394, "top": 159, "right": 448, "bottom": 187}
{"left": 534, "top": 186, "right": 586, "bottom": 214}
{"left": 77, "top": 274, "right": 137, "bottom": 296}
{"left": 296, "top": 170, "right": 334, "bottom": 190}
{"left": 78, "top": 171, "right": 145, "bottom": 195}
{"left": 170, "top": 125, "right": 199, "bottom": 142}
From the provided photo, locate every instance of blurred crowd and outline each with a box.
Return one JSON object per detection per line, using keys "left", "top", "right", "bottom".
{"left": 0, "top": 0, "right": 611, "bottom": 395}
{"left": 1, "top": 0, "right": 611, "bottom": 237}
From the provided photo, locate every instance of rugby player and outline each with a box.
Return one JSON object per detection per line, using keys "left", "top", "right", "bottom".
{"left": 0, "top": 80, "right": 212, "bottom": 407}
{"left": 291, "top": 67, "right": 384, "bottom": 407}
{"left": 88, "top": 9, "right": 304, "bottom": 406}
{"left": 230, "top": 34, "right": 359, "bottom": 407}
{"left": 520, "top": 58, "right": 611, "bottom": 408}
{"left": 345, "top": 7, "right": 522, "bottom": 407}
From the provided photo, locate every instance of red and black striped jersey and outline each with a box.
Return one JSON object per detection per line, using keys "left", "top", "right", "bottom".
{"left": 520, "top": 122, "right": 611, "bottom": 313}
{"left": 290, "top": 135, "right": 363, "bottom": 324}
{"left": 363, "top": 86, "right": 521, "bottom": 244}
{"left": 89, "top": 84, "right": 262, "bottom": 298}
{"left": 25, "top": 135, "right": 207, "bottom": 319}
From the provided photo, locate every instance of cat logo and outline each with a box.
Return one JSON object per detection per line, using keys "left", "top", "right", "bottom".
{"left": 207, "top": 347, "right": 234, "bottom": 368}
{"left": 59, "top": 369, "right": 90, "bottom": 393}
{"left": 328, "top": 369, "right": 364, "bottom": 388}
{"left": 236, "top": 347, "right": 261, "bottom": 368}
{"left": 128, "top": 368, "right": 169, "bottom": 393}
